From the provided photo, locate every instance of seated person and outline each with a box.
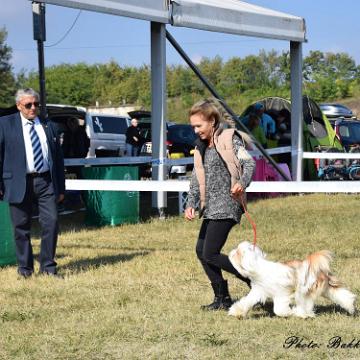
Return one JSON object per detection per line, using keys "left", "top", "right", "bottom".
{"left": 241, "top": 103, "right": 276, "bottom": 139}
{"left": 254, "top": 102, "right": 276, "bottom": 138}
{"left": 248, "top": 112, "right": 267, "bottom": 148}
{"left": 275, "top": 109, "right": 291, "bottom": 145}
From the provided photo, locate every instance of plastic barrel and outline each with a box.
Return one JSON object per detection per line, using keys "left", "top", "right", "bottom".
{"left": 82, "top": 166, "right": 139, "bottom": 226}
{"left": 0, "top": 202, "right": 16, "bottom": 266}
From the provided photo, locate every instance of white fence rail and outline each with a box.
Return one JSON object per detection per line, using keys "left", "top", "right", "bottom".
{"left": 66, "top": 179, "right": 360, "bottom": 193}
{"left": 64, "top": 148, "right": 360, "bottom": 194}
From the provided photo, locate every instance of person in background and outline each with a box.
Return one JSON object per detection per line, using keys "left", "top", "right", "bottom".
{"left": 0, "top": 88, "right": 65, "bottom": 278}
{"left": 61, "top": 117, "right": 90, "bottom": 208}
{"left": 125, "top": 118, "right": 142, "bottom": 156}
{"left": 184, "top": 99, "right": 255, "bottom": 311}
{"left": 248, "top": 112, "right": 267, "bottom": 148}
{"left": 62, "top": 117, "right": 90, "bottom": 159}
{"left": 253, "top": 102, "right": 276, "bottom": 138}
{"left": 275, "top": 109, "right": 291, "bottom": 143}
{"left": 242, "top": 103, "right": 276, "bottom": 139}
{"left": 62, "top": 117, "right": 90, "bottom": 180}
{"left": 275, "top": 108, "right": 292, "bottom": 164}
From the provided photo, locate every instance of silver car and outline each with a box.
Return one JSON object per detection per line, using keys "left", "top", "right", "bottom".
{"left": 319, "top": 103, "right": 353, "bottom": 119}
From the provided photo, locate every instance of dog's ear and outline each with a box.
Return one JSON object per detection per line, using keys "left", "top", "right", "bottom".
{"left": 239, "top": 243, "right": 259, "bottom": 273}
{"left": 249, "top": 243, "right": 266, "bottom": 259}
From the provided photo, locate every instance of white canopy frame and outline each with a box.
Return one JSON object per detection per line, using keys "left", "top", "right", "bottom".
{"left": 31, "top": 0, "right": 306, "bottom": 214}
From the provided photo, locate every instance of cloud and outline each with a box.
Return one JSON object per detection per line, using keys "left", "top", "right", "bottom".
{"left": 191, "top": 54, "right": 203, "bottom": 65}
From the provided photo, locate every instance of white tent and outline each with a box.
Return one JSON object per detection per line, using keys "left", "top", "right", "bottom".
{"left": 171, "top": 0, "right": 305, "bottom": 42}
{"left": 32, "top": 0, "right": 306, "bottom": 213}
{"left": 35, "top": 0, "right": 305, "bottom": 41}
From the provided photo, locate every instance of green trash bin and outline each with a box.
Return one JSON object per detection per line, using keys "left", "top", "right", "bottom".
{"left": 82, "top": 166, "right": 139, "bottom": 226}
{"left": 0, "top": 202, "right": 17, "bottom": 267}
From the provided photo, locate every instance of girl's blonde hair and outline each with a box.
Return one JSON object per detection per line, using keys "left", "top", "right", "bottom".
{"left": 189, "top": 98, "right": 236, "bottom": 129}
{"left": 189, "top": 98, "right": 253, "bottom": 147}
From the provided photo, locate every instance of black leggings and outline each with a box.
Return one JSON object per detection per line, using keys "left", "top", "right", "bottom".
{"left": 196, "top": 219, "right": 243, "bottom": 284}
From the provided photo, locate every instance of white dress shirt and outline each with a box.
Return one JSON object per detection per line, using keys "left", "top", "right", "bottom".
{"left": 20, "top": 114, "right": 50, "bottom": 174}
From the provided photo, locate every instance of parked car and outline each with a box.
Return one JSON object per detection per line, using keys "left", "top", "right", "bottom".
{"left": 334, "top": 119, "right": 360, "bottom": 151}
{"left": 319, "top": 103, "right": 354, "bottom": 119}
{"left": 167, "top": 124, "right": 197, "bottom": 158}
{"left": 47, "top": 104, "right": 131, "bottom": 157}
{"left": 127, "top": 111, "right": 193, "bottom": 177}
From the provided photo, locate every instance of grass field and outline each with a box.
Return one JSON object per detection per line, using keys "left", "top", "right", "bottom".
{"left": 0, "top": 194, "right": 359, "bottom": 360}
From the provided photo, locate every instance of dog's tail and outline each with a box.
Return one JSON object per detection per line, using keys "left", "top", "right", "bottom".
{"left": 297, "top": 251, "right": 356, "bottom": 314}
{"left": 325, "top": 286, "right": 356, "bottom": 314}
{"left": 307, "top": 250, "right": 333, "bottom": 276}
{"left": 298, "top": 251, "right": 333, "bottom": 294}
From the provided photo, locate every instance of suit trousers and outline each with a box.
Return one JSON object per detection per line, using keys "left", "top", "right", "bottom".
{"left": 9, "top": 172, "right": 58, "bottom": 275}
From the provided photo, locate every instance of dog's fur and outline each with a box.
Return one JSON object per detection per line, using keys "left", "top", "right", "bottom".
{"left": 228, "top": 241, "right": 356, "bottom": 318}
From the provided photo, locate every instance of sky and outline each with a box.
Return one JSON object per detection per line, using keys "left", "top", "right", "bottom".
{"left": 1, "top": 0, "right": 360, "bottom": 75}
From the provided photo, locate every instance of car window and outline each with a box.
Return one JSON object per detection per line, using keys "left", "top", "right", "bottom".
{"left": 348, "top": 123, "right": 360, "bottom": 142}
{"left": 339, "top": 125, "right": 350, "bottom": 138}
{"left": 91, "top": 116, "right": 129, "bottom": 134}
{"left": 168, "top": 125, "right": 197, "bottom": 143}
{"left": 340, "top": 123, "right": 360, "bottom": 142}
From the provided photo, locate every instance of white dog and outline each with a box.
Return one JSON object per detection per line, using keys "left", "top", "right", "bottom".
{"left": 228, "top": 241, "right": 356, "bottom": 318}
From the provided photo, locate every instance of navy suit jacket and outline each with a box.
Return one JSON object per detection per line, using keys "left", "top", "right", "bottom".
{"left": 0, "top": 112, "right": 65, "bottom": 204}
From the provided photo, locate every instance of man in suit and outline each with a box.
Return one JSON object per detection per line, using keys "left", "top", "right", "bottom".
{"left": 0, "top": 88, "right": 65, "bottom": 278}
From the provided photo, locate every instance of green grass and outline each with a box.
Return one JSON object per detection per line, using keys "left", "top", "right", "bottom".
{"left": 0, "top": 194, "right": 359, "bottom": 360}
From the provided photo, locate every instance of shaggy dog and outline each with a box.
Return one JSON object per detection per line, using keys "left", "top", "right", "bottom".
{"left": 228, "top": 241, "right": 356, "bottom": 318}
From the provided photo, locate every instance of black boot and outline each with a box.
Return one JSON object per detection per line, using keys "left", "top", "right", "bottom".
{"left": 201, "top": 280, "right": 233, "bottom": 311}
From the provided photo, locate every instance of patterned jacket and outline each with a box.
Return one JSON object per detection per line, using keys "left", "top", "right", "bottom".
{"left": 187, "top": 128, "right": 255, "bottom": 223}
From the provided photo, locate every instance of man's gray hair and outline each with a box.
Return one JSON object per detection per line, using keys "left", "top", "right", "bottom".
{"left": 15, "top": 88, "right": 40, "bottom": 103}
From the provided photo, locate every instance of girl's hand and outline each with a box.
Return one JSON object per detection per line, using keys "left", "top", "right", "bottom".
{"left": 184, "top": 207, "right": 195, "bottom": 221}
{"left": 231, "top": 183, "right": 244, "bottom": 198}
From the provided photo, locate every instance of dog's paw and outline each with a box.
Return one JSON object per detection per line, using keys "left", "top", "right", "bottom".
{"left": 228, "top": 302, "right": 247, "bottom": 318}
{"left": 292, "top": 307, "right": 315, "bottom": 318}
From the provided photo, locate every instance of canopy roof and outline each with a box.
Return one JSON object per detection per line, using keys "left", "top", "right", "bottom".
{"left": 35, "top": 0, "right": 306, "bottom": 42}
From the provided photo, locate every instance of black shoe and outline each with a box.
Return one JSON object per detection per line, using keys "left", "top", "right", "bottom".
{"left": 201, "top": 296, "right": 233, "bottom": 311}
{"left": 17, "top": 270, "right": 33, "bottom": 279}
{"left": 39, "top": 271, "right": 63, "bottom": 279}
{"left": 201, "top": 296, "right": 223, "bottom": 311}
{"left": 220, "top": 296, "right": 233, "bottom": 310}
{"left": 201, "top": 280, "right": 233, "bottom": 311}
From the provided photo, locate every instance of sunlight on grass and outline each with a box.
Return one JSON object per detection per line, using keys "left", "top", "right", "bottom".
{"left": 0, "top": 194, "right": 359, "bottom": 359}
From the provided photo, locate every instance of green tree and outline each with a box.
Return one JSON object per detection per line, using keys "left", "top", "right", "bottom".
{"left": 0, "top": 27, "right": 16, "bottom": 107}
{"left": 303, "top": 51, "right": 358, "bottom": 100}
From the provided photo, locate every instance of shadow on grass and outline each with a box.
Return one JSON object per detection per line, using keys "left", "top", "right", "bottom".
{"left": 315, "top": 304, "right": 358, "bottom": 317}
{"left": 251, "top": 301, "right": 276, "bottom": 319}
{"left": 229, "top": 300, "right": 276, "bottom": 319}
{"left": 229, "top": 302, "right": 358, "bottom": 319}
{"left": 30, "top": 192, "right": 182, "bottom": 236}
{"left": 59, "top": 243, "right": 157, "bottom": 252}
{"left": 60, "top": 251, "right": 151, "bottom": 274}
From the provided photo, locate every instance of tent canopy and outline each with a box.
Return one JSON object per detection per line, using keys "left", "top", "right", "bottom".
{"left": 171, "top": 0, "right": 305, "bottom": 42}
{"left": 34, "top": 0, "right": 306, "bottom": 42}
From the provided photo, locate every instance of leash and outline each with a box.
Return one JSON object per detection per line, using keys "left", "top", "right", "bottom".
{"left": 240, "top": 196, "right": 257, "bottom": 248}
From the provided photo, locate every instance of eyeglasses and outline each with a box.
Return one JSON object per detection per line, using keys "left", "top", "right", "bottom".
{"left": 22, "top": 102, "right": 40, "bottom": 109}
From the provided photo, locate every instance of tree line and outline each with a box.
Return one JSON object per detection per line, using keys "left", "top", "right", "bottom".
{"left": 1, "top": 27, "right": 360, "bottom": 123}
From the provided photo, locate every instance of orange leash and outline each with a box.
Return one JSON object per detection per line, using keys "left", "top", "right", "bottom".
{"left": 240, "top": 196, "right": 257, "bottom": 248}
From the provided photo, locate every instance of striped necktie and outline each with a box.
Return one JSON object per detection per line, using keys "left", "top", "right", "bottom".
{"left": 28, "top": 121, "right": 44, "bottom": 172}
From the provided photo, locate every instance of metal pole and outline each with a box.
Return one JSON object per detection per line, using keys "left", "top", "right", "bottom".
{"left": 290, "top": 41, "right": 303, "bottom": 181}
{"left": 32, "top": 2, "right": 47, "bottom": 120}
{"left": 166, "top": 30, "right": 291, "bottom": 181}
{"left": 151, "top": 22, "right": 167, "bottom": 217}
